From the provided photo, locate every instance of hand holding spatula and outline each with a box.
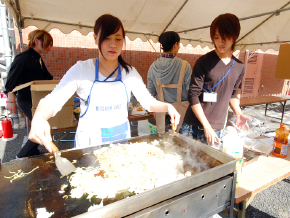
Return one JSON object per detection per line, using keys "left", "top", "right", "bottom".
{"left": 47, "top": 141, "right": 76, "bottom": 176}
{"left": 172, "top": 123, "right": 176, "bottom": 134}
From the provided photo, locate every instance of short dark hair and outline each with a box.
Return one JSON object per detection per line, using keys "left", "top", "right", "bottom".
{"left": 159, "top": 31, "right": 180, "bottom": 52}
{"left": 94, "top": 14, "right": 131, "bottom": 73}
{"left": 210, "top": 13, "right": 240, "bottom": 51}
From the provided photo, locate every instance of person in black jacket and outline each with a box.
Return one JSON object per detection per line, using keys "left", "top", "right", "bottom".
{"left": 5, "top": 29, "right": 53, "bottom": 158}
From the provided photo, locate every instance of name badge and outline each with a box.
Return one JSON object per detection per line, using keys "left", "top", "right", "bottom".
{"left": 203, "top": 92, "right": 217, "bottom": 102}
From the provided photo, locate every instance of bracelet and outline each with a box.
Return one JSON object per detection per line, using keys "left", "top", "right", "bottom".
{"left": 6, "top": 101, "right": 16, "bottom": 103}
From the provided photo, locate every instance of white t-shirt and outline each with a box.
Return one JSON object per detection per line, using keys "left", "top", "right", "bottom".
{"left": 42, "top": 59, "right": 157, "bottom": 117}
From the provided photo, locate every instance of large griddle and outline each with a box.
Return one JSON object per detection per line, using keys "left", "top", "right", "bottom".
{"left": 0, "top": 133, "right": 237, "bottom": 217}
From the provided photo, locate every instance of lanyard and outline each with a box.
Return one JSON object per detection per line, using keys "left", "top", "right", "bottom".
{"left": 95, "top": 58, "right": 121, "bottom": 82}
{"left": 104, "top": 66, "right": 119, "bottom": 81}
{"left": 203, "top": 59, "right": 235, "bottom": 93}
{"left": 79, "top": 58, "right": 121, "bottom": 105}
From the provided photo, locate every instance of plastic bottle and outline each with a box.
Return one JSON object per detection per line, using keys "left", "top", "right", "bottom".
{"left": 223, "top": 127, "right": 244, "bottom": 183}
{"left": 272, "top": 123, "right": 289, "bottom": 158}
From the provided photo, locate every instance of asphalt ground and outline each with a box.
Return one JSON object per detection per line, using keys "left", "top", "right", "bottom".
{"left": 0, "top": 98, "right": 289, "bottom": 218}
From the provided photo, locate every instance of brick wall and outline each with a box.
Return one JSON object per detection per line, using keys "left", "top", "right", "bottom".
{"left": 14, "top": 26, "right": 289, "bottom": 95}
{"left": 15, "top": 26, "right": 209, "bottom": 84}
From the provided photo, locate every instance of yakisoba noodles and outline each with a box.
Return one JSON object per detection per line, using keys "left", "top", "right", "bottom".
{"left": 69, "top": 141, "right": 185, "bottom": 200}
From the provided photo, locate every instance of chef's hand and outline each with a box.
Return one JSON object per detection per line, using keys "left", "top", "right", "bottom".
{"left": 233, "top": 114, "right": 252, "bottom": 132}
{"left": 167, "top": 104, "right": 180, "bottom": 131}
{"left": 28, "top": 114, "right": 53, "bottom": 153}
{"left": 203, "top": 125, "right": 221, "bottom": 146}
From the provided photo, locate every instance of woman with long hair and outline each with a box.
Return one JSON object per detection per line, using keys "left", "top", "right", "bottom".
{"left": 28, "top": 14, "right": 180, "bottom": 151}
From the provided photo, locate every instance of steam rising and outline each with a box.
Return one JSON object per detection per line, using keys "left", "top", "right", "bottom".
{"left": 157, "top": 135, "right": 212, "bottom": 175}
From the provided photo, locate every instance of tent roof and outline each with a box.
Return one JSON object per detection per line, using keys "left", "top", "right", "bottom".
{"left": 2, "top": 0, "right": 290, "bottom": 51}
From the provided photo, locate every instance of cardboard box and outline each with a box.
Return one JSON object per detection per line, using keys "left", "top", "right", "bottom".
{"left": 12, "top": 80, "right": 74, "bottom": 107}
{"left": 32, "top": 106, "right": 74, "bottom": 129}
{"left": 275, "top": 44, "right": 290, "bottom": 79}
{"left": 12, "top": 80, "right": 74, "bottom": 129}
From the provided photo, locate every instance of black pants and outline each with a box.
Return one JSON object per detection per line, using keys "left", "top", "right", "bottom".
{"left": 16, "top": 98, "right": 40, "bottom": 158}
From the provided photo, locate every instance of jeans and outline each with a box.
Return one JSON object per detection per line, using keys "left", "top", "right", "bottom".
{"left": 16, "top": 98, "right": 40, "bottom": 158}
{"left": 179, "top": 122, "right": 223, "bottom": 149}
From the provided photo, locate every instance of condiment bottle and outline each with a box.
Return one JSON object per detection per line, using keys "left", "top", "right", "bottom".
{"left": 272, "top": 123, "right": 289, "bottom": 158}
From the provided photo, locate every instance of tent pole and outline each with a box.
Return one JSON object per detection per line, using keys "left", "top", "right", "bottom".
{"left": 238, "top": 2, "right": 290, "bottom": 43}
{"left": 162, "top": 0, "right": 188, "bottom": 33}
{"left": 16, "top": 21, "right": 30, "bottom": 135}
{"left": 177, "top": 6, "right": 290, "bottom": 34}
{"left": 17, "top": 24, "right": 23, "bottom": 52}
{"left": 0, "top": 2, "right": 13, "bottom": 81}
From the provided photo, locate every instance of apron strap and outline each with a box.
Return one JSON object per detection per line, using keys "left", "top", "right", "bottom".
{"left": 155, "top": 60, "right": 188, "bottom": 133}
{"left": 155, "top": 60, "right": 187, "bottom": 103}
{"left": 80, "top": 58, "right": 124, "bottom": 119}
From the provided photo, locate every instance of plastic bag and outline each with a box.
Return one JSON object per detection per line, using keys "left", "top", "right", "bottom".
{"left": 243, "top": 137, "right": 273, "bottom": 156}
{"left": 229, "top": 115, "right": 263, "bottom": 137}
{"left": 137, "top": 120, "right": 158, "bottom": 136}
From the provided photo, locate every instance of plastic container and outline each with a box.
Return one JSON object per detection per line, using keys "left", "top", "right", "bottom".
{"left": 223, "top": 127, "right": 244, "bottom": 183}
{"left": 272, "top": 123, "right": 289, "bottom": 158}
{"left": 137, "top": 120, "right": 158, "bottom": 136}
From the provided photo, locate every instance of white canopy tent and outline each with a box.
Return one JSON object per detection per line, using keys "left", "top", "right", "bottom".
{"left": 2, "top": 0, "right": 290, "bottom": 51}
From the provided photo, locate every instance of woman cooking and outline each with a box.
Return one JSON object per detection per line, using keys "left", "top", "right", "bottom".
{"left": 29, "top": 14, "right": 180, "bottom": 152}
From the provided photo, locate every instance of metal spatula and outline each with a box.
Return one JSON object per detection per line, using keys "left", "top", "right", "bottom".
{"left": 167, "top": 123, "right": 176, "bottom": 140}
{"left": 48, "top": 141, "right": 76, "bottom": 176}
{"left": 172, "top": 123, "right": 176, "bottom": 135}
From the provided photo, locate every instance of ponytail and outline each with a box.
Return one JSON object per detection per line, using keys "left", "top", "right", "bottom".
{"left": 118, "top": 55, "right": 131, "bottom": 73}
